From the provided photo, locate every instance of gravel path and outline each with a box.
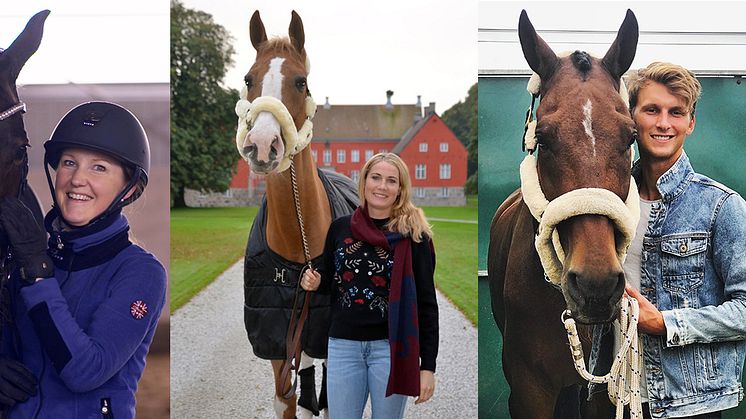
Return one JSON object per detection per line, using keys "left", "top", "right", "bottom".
{"left": 171, "top": 259, "right": 477, "bottom": 418}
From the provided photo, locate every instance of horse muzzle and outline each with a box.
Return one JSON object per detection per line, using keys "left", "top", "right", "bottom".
{"left": 235, "top": 90, "right": 316, "bottom": 174}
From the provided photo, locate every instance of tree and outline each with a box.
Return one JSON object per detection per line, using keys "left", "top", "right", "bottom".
{"left": 442, "top": 83, "right": 477, "bottom": 195}
{"left": 170, "top": 0, "right": 239, "bottom": 207}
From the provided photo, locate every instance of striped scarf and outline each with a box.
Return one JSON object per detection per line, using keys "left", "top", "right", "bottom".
{"left": 351, "top": 206, "right": 420, "bottom": 397}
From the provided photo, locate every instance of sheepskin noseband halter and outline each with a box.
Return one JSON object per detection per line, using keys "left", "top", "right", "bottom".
{"left": 235, "top": 85, "right": 317, "bottom": 173}
{"left": 521, "top": 72, "right": 640, "bottom": 285}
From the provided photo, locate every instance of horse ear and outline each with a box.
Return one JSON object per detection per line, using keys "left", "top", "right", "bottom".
{"left": 288, "top": 11, "right": 305, "bottom": 53}
{"left": 602, "top": 9, "right": 638, "bottom": 80}
{"left": 250, "top": 10, "right": 268, "bottom": 50}
{"left": 518, "top": 10, "right": 559, "bottom": 83}
{"left": 5, "top": 10, "right": 50, "bottom": 81}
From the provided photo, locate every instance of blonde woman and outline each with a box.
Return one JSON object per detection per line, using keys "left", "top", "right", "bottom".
{"left": 301, "top": 153, "right": 438, "bottom": 419}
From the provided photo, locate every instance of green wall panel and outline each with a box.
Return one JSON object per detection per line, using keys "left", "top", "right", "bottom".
{"left": 478, "top": 75, "right": 746, "bottom": 417}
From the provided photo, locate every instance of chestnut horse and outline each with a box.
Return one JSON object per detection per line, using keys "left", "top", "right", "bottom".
{"left": 0, "top": 10, "right": 49, "bottom": 325}
{"left": 488, "top": 10, "right": 639, "bottom": 418}
{"left": 236, "top": 11, "right": 356, "bottom": 419}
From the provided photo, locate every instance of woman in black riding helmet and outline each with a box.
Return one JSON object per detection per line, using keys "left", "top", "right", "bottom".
{"left": 0, "top": 101, "right": 166, "bottom": 418}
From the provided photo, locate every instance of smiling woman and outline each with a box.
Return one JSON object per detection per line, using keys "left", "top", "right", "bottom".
{"left": 0, "top": 102, "right": 166, "bottom": 419}
{"left": 52, "top": 149, "right": 130, "bottom": 227}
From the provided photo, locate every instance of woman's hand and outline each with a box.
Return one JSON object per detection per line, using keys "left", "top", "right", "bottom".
{"left": 415, "top": 370, "right": 435, "bottom": 404}
{"left": 625, "top": 284, "right": 666, "bottom": 335}
{"left": 0, "top": 198, "right": 53, "bottom": 282}
{"left": 300, "top": 268, "right": 320, "bottom": 291}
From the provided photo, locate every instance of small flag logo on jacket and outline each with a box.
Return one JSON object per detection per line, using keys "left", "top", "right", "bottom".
{"left": 130, "top": 300, "right": 148, "bottom": 320}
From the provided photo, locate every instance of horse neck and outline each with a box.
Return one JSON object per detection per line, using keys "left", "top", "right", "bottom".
{"left": 264, "top": 147, "right": 332, "bottom": 264}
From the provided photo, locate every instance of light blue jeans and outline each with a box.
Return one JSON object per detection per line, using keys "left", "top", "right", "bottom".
{"left": 327, "top": 337, "right": 408, "bottom": 419}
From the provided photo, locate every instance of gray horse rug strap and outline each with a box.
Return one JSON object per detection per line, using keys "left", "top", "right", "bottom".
{"left": 235, "top": 86, "right": 317, "bottom": 173}
{"left": 563, "top": 296, "right": 644, "bottom": 418}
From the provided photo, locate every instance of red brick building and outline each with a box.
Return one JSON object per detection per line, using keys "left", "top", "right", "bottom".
{"left": 187, "top": 95, "right": 467, "bottom": 206}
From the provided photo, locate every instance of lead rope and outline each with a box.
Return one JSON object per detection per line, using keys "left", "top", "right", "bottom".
{"left": 277, "top": 158, "right": 314, "bottom": 400}
{"left": 562, "top": 296, "right": 644, "bottom": 418}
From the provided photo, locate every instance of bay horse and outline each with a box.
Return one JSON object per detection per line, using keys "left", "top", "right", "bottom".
{"left": 235, "top": 11, "right": 357, "bottom": 419}
{"left": 488, "top": 10, "right": 639, "bottom": 418}
{"left": 0, "top": 10, "right": 49, "bottom": 328}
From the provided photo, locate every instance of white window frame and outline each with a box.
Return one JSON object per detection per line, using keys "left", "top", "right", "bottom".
{"left": 439, "top": 164, "right": 451, "bottom": 180}
{"left": 350, "top": 170, "right": 360, "bottom": 183}
{"left": 323, "top": 149, "right": 331, "bottom": 165}
{"left": 415, "top": 164, "right": 427, "bottom": 180}
{"left": 365, "top": 149, "right": 374, "bottom": 161}
{"left": 440, "top": 142, "right": 449, "bottom": 152}
{"left": 351, "top": 149, "right": 360, "bottom": 163}
{"left": 440, "top": 187, "right": 449, "bottom": 197}
{"left": 414, "top": 187, "right": 426, "bottom": 198}
{"left": 337, "top": 149, "right": 346, "bottom": 163}
{"left": 419, "top": 143, "right": 428, "bottom": 152}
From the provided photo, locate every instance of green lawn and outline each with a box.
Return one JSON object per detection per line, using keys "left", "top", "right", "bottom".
{"left": 170, "top": 203, "right": 477, "bottom": 325}
{"left": 170, "top": 207, "right": 257, "bottom": 312}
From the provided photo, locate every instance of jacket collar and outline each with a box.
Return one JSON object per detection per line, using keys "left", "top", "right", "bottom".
{"left": 632, "top": 151, "right": 694, "bottom": 204}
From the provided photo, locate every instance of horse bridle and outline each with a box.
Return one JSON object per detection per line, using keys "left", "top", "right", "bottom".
{"left": 0, "top": 102, "right": 26, "bottom": 122}
{"left": 518, "top": 77, "right": 639, "bottom": 286}
{"left": 0, "top": 101, "right": 30, "bottom": 287}
{"left": 519, "top": 75, "right": 644, "bottom": 418}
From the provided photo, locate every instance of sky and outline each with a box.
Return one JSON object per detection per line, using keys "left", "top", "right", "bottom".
{"left": 5, "top": 2, "right": 742, "bottom": 110}
{"left": 174, "top": 0, "right": 478, "bottom": 113}
{"left": 1, "top": 1, "right": 169, "bottom": 85}
{"left": 479, "top": 1, "right": 746, "bottom": 73}
{"left": 3, "top": 0, "right": 478, "bottom": 113}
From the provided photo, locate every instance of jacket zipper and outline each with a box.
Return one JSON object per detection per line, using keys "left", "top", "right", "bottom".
{"left": 100, "top": 398, "right": 113, "bottom": 418}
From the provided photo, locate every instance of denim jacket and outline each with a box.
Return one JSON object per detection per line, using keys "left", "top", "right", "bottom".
{"left": 591, "top": 152, "right": 746, "bottom": 418}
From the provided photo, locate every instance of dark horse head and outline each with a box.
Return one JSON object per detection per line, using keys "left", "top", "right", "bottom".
{"left": 519, "top": 10, "right": 638, "bottom": 323}
{"left": 0, "top": 10, "right": 49, "bottom": 200}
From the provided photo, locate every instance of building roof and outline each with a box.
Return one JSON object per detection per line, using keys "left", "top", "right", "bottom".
{"left": 312, "top": 104, "right": 422, "bottom": 140}
{"left": 392, "top": 112, "right": 432, "bottom": 154}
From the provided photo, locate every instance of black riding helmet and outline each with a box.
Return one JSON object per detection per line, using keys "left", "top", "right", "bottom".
{"left": 43, "top": 101, "right": 150, "bottom": 226}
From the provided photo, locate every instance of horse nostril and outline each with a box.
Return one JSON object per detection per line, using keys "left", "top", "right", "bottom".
{"left": 243, "top": 144, "right": 257, "bottom": 157}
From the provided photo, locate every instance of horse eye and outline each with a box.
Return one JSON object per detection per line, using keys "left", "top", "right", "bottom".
{"left": 534, "top": 132, "right": 545, "bottom": 147}
{"left": 295, "top": 77, "right": 307, "bottom": 91}
{"left": 16, "top": 145, "right": 28, "bottom": 160}
{"left": 244, "top": 76, "right": 253, "bottom": 89}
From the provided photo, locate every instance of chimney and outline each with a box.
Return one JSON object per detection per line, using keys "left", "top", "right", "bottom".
{"left": 324, "top": 96, "right": 331, "bottom": 110}
{"left": 385, "top": 90, "right": 394, "bottom": 110}
{"left": 414, "top": 95, "right": 423, "bottom": 123}
{"left": 425, "top": 102, "right": 436, "bottom": 116}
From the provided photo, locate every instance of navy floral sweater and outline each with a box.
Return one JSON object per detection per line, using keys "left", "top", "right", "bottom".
{"left": 319, "top": 215, "right": 439, "bottom": 372}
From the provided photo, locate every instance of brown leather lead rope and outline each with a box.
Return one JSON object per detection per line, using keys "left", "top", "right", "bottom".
{"left": 277, "top": 159, "right": 314, "bottom": 399}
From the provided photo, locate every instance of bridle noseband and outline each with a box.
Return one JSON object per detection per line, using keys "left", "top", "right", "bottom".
{"left": 519, "top": 75, "right": 639, "bottom": 286}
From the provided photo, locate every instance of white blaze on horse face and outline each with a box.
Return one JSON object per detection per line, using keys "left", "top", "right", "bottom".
{"left": 246, "top": 57, "right": 285, "bottom": 165}
{"left": 582, "top": 99, "right": 596, "bottom": 157}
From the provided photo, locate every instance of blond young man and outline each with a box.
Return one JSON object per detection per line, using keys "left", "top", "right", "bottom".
{"left": 620, "top": 62, "right": 746, "bottom": 418}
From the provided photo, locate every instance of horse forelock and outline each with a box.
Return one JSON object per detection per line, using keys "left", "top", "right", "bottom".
{"left": 570, "top": 50, "right": 592, "bottom": 75}
{"left": 257, "top": 38, "right": 306, "bottom": 68}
